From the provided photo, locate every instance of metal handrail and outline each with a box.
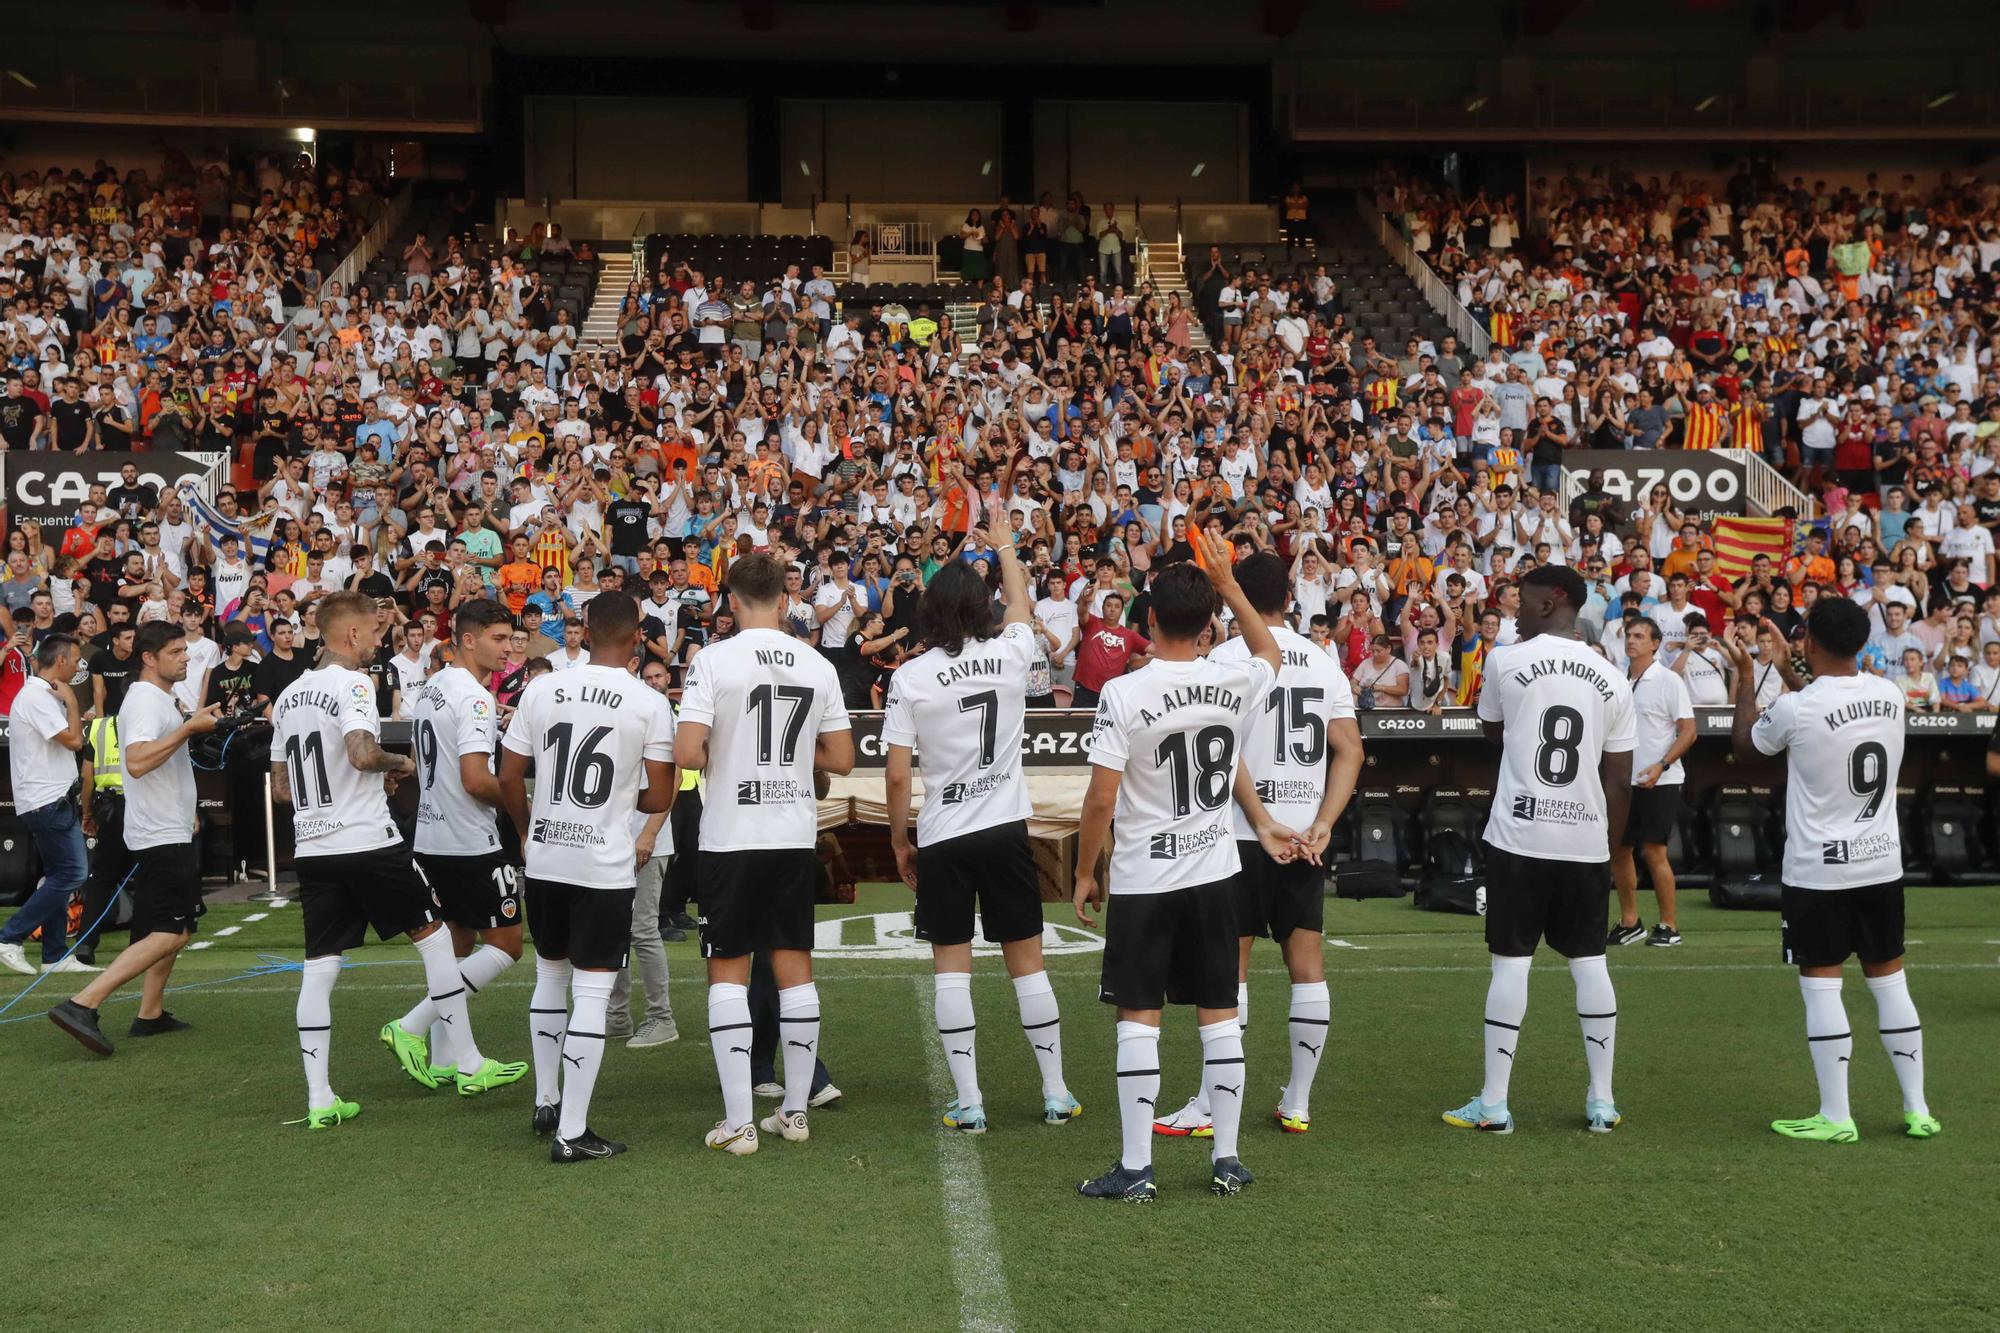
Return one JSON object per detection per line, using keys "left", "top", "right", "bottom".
{"left": 1357, "top": 191, "right": 1490, "bottom": 356}
{"left": 1716, "top": 448, "right": 1818, "bottom": 518}
{"left": 276, "top": 184, "right": 412, "bottom": 363}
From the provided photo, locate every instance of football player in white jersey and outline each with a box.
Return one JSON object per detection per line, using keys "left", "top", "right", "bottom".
{"left": 1073, "top": 530, "right": 1282, "bottom": 1203}
{"left": 1725, "top": 601, "right": 1940, "bottom": 1142}
{"left": 271, "top": 592, "right": 472, "bottom": 1131}
{"left": 884, "top": 502, "right": 1079, "bottom": 1136}
{"left": 676, "top": 553, "right": 854, "bottom": 1155}
{"left": 499, "top": 591, "right": 676, "bottom": 1163}
{"left": 1444, "top": 564, "right": 1635, "bottom": 1137}
{"left": 1608, "top": 616, "right": 1696, "bottom": 950}
{"left": 386, "top": 598, "right": 528, "bottom": 1095}
{"left": 1152, "top": 551, "right": 1363, "bottom": 1140}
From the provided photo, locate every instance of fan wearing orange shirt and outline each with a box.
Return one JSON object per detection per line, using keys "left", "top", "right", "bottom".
{"left": 495, "top": 532, "right": 543, "bottom": 614}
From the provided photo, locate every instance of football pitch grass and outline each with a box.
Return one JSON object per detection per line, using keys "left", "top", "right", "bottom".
{"left": 4, "top": 884, "right": 1996, "bottom": 1332}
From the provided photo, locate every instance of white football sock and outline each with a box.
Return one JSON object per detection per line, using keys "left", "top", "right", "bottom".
{"left": 1800, "top": 975, "right": 1852, "bottom": 1123}
{"left": 428, "top": 1018, "right": 455, "bottom": 1072}
{"left": 1866, "top": 971, "right": 1927, "bottom": 1115}
{"left": 529, "top": 956, "right": 572, "bottom": 1108}
{"left": 411, "top": 929, "right": 474, "bottom": 1071}
{"left": 1115, "top": 1020, "right": 1160, "bottom": 1172}
{"left": 556, "top": 970, "right": 613, "bottom": 1141}
{"left": 1199, "top": 1018, "right": 1246, "bottom": 1163}
{"left": 1569, "top": 955, "right": 1617, "bottom": 1105}
{"left": 452, "top": 944, "right": 515, "bottom": 1072}
{"left": 1012, "top": 970, "right": 1068, "bottom": 1099}
{"left": 1285, "top": 981, "right": 1331, "bottom": 1117}
{"left": 296, "top": 955, "right": 340, "bottom": 1110}
{"left": 708, "top": 982, "right": 754, "bottom": 1130}
{"left": 777, "top": 982, "right": 821, "bottom": 1115}
{"left": 1480, "top": 954, "right": 1532, "bottom": 1108}
{"left": 934, "top": 972, "right": 980, "bottom": 1108}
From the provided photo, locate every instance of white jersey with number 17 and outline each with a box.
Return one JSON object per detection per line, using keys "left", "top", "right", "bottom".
{"left": 1751, "top": 672, "right": 1904, "bottom": 890}
{"left": 1477, "top": 634, "right": 1636, "bottom": 863}
{"left": 677, "top": 627, "right": 851, "bottom": 853}
{"left": 500, "top": 664, "right": 675, "bottom": 890}
{"left": 881, "top": 621, "right": 1037, "bottom": 846}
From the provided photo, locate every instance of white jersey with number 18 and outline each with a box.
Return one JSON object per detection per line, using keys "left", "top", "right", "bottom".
{"left": 272, "top": 665, "right": 403, "bottom": 857}
{"left": 1477, "top": 634, "right": 1636, "bottom": 863}
{"left": 500, "top": 664, "right": 675, "bottom": 890}
{"left": 677, "top": 628, "right": 851, "bottom": 853}
{"left": 1211, "top": 626, "right": 1356, "bottom": 840}
{"left": 1088, "top": 654, "right": 1276, "bottom": 896}
{"left": 411, "top": 665, "right": 501, "bottom": 857}
{"left": 1751, "top": 672, "right": 1904, "bottom": 890}
{"left": 881, "top": 621, "right": 1037, "bottom": 846}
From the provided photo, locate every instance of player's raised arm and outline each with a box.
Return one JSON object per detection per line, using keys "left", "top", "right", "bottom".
{"left": 1195, "top": 528, "right": 1276, "bottom": 674}
{"left": 987, "top": 497, "right": 1032, "bottom": 628}
{"left": 1721, "top": 626, "right": 1761, "bottom": 763}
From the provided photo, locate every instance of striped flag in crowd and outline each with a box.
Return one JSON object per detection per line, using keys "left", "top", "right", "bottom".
{"left": 176, "top": 481, "right": 278, "bottom": 563}
{"left": 1709, "top": 515, "right": 1794, "bottom": 582}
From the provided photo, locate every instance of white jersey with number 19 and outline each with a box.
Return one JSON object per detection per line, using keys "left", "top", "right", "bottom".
{"left": 1476, "top": 634, "right": 1636, "bottom": 863}
{"left": 411, "top": 665, "right": 501, "bottom": 856}
{"left": 677, "top": 627, "right": 851, "bottom": 853}
{"left": 881, "top": 621, "right": 1037, "bottom": 846}
{"left": 500, "top": 664, "right": 675, "bottom": 890}
{"left": 1088, "top": 654, "right": 1276, "bottom": 896}
{"left": 1751, "top": 672, "right": 1905, "bottom": 890}
{"left": 272, "top": 665, "right": 403, "bottom": 856}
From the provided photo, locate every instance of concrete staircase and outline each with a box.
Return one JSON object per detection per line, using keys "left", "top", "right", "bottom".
{"left": 581, "top": 250, "right": 635, "bottom": 343}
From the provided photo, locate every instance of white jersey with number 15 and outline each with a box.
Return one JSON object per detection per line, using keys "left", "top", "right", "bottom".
{"left": 1476, "top": 634, "right": 1636, "bottom": 863}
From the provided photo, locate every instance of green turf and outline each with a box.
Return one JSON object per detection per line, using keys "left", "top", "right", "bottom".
{"left": 4, "top": 885, "right": 1997, "bottom": 1332}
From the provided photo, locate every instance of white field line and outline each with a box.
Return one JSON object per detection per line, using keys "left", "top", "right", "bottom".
{"left": 910, "top": 976, "right": 1017, "bottom": 1333}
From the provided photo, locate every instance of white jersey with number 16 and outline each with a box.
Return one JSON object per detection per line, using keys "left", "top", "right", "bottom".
{"left": 500, "top": 664, "right": 675, "bottom": 890}
{"left": 1751, "top": 672, "right": 1904, "bottom": 890}
{"left": 1476, "top": 634, "right": 1636, "bottom": 863}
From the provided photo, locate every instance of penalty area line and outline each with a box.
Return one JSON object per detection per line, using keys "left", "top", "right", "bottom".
{"left": 911, "top": 976, "right": 1018, "bottom": 1333}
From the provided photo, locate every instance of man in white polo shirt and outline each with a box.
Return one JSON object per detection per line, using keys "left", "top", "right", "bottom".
{"left": 0, "top": 634, "right": 92, "bottom": 977}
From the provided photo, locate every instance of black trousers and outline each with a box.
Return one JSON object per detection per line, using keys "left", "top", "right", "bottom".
{"left": 748, "top": 950, "right": 832, "bottom": 1093}
{"left": 79, "top": 795, "right": 133, "bottom": 952}
{"left": 665, "top": 786, "right": 702, "bottom": 918}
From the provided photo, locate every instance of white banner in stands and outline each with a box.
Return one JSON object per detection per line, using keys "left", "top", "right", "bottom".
{"left": 810, "top": 912, "right": 1102, "bottom": 960}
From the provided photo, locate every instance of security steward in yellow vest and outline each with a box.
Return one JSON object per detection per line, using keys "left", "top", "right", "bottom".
{"left": 75, "top": 715, "right": 132, "bottom": 966}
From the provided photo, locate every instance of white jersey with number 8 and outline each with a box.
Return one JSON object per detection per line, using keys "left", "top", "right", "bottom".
{"left": 1476, "top": 634, "right": 1636, "bottom": 863}
{"left": 677, "top": 628, "right": 851, "bottom": 853}
{"left": 500, "top": 664, "right": 675, "bottom": 889}
{"left": 1751, "top": 672, "right": 1904, "bottom": 890}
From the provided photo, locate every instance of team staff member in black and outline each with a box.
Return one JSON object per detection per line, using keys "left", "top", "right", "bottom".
{"left": 50, "top": 622, "right": 222, "bottom": 1054}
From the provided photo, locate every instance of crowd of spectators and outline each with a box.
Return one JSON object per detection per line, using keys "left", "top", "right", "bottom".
{"left": 6, "top": 147, "right": 2000, "bottom": 730}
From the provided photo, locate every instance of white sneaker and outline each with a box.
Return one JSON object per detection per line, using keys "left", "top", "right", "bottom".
{"left": 759, "top": 1109, "right": 810, "bottom": 1142}
{"left": 752, "top": 1081, "right": 785, "bottom": 1099}
{"left": 808, "top": 1082, "right": 843, "bottom": 1109}
{"left": 0, "top": 942, "right": 33, "bottom": 975}
{"left": 628, "top": 1016, "right": 679, "bottom": 1048}
{"left": 42, "top": 955, "right": 102, "bottom": 974}
{"left": 704, "top": 1120, "right": 759, "bottom": 1156}
{"left": 1152, "top": 1094, "right": 1214, "bottom": 1138}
